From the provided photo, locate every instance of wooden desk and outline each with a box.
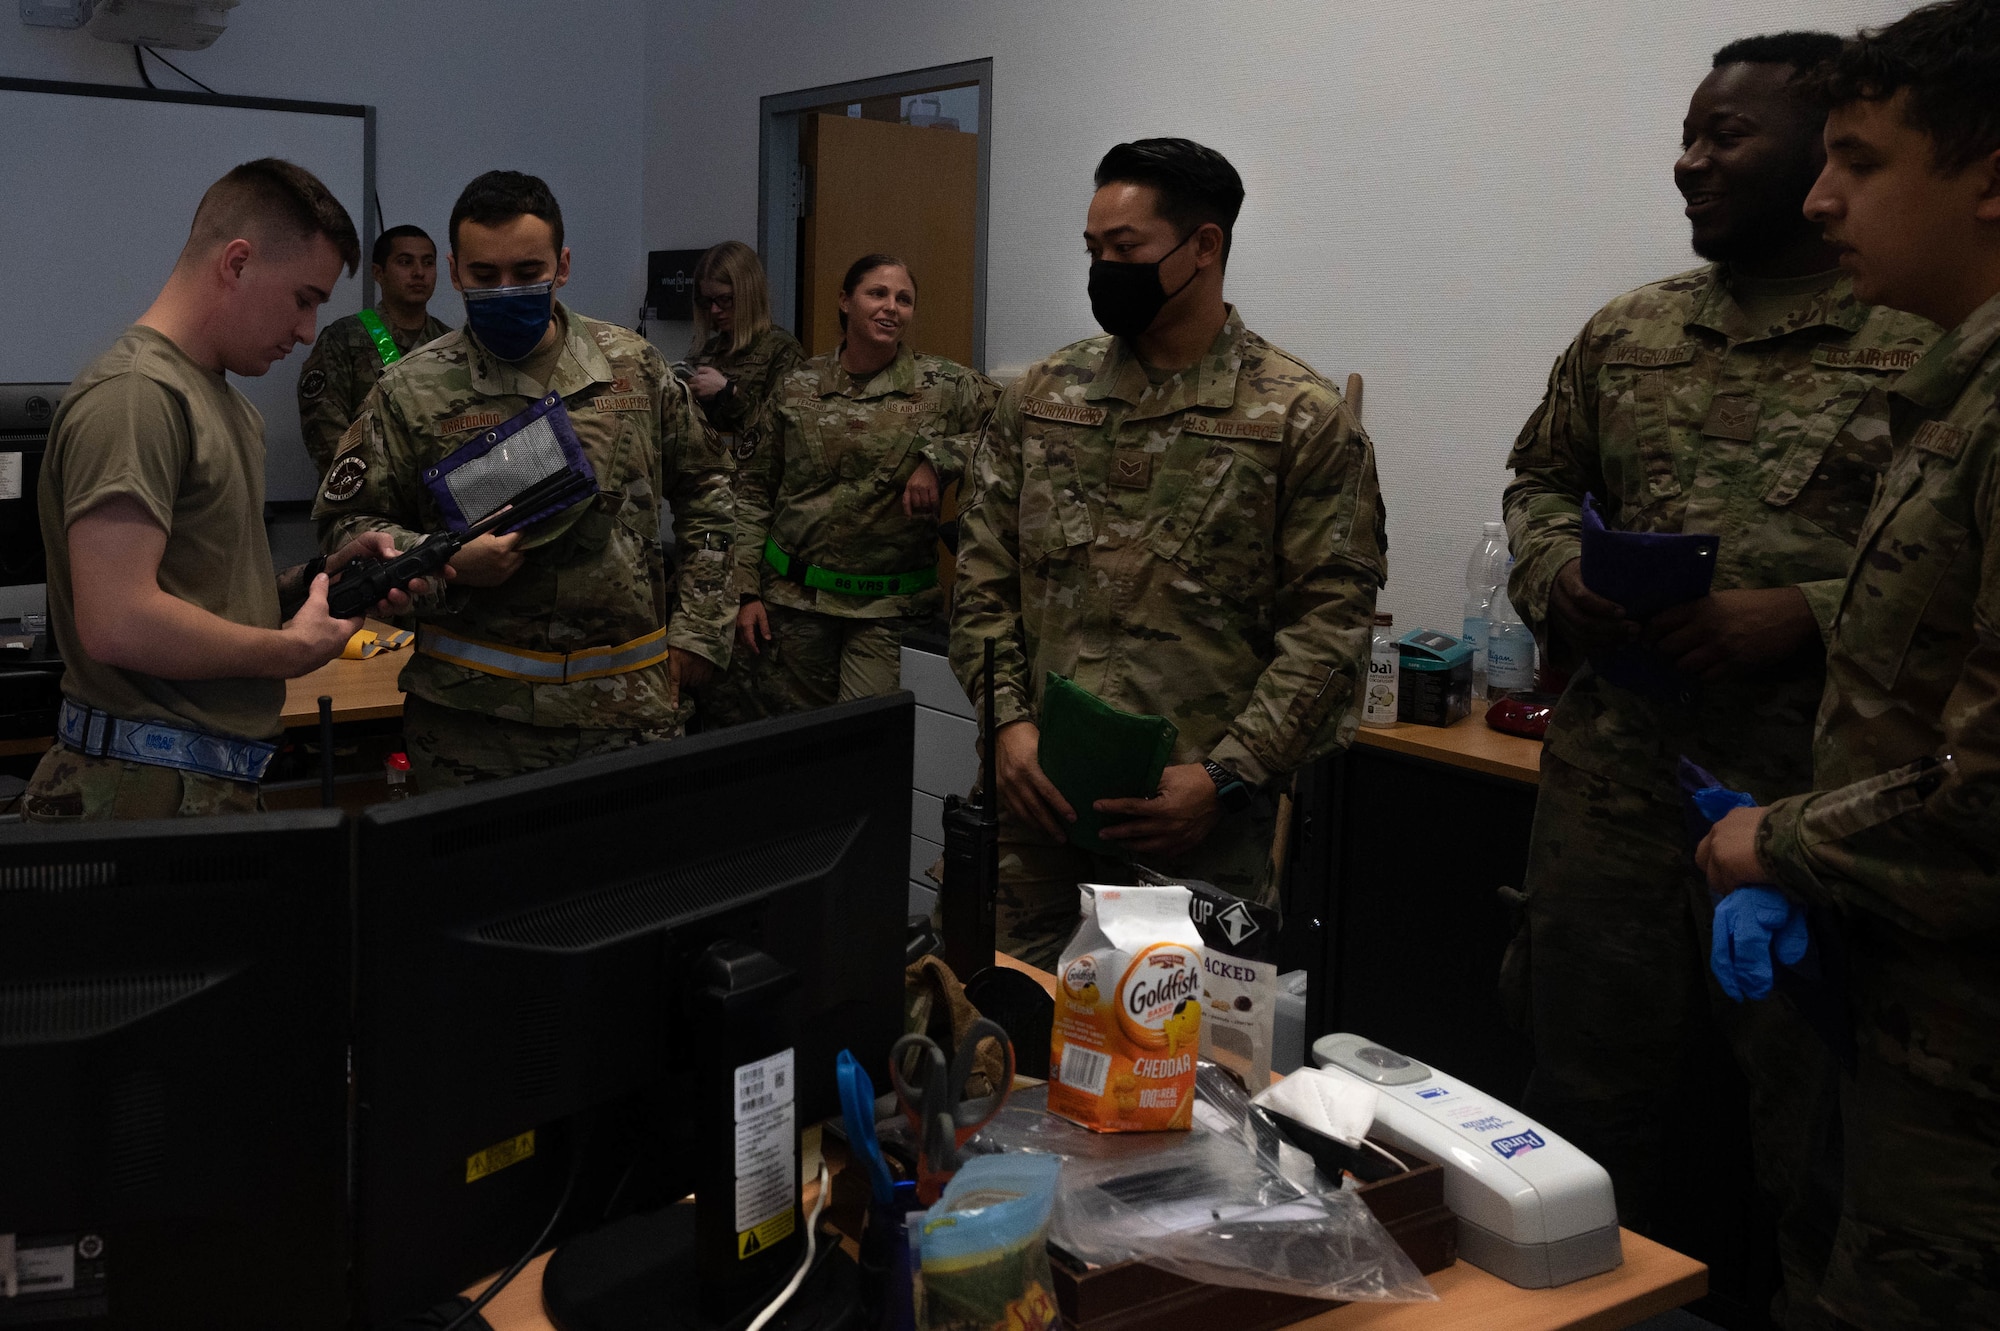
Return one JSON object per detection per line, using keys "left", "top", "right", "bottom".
{"left": 0, "top": 626, "right": 407, "bottom": 760}
{"left": 279, "top": 622, "right": 408, "bottom": 727}
{"left": 464, "top": 953, "right": 1703, "bottom": 1331}
{"left": 1350, "top": 702, "right": 1543, "bottom": 786}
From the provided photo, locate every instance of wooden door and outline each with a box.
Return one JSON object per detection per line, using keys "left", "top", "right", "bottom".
{"left": 800, "top": 114, "right": 979, "bottom": 365}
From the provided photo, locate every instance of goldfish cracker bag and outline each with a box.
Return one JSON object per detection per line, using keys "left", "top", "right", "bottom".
{"left": 1048, "top": 884, "right": 1203, "bottom": 1132}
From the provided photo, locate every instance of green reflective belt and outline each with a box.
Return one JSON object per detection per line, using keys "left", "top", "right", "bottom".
{"left": 763, "top": 537, "right": 937, "bottom": 597}
{"left": 356, "top": 309, "right": 402, "bottom": 368}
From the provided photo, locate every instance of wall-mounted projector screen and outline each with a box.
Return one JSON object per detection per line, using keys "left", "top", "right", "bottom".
{"left": 0, "top": 77, "right": 373, "bottom": 505}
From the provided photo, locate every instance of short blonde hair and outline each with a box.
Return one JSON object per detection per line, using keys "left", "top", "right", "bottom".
{"left": 690, "top": 240, "right": 773, "bottom": 358}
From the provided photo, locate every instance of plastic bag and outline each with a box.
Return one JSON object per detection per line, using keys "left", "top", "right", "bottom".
{"left": 969, "top": 1062, "right": 1435, "bottom": 1303}
{"left": 918, "top": 1153, "right": 1063, "bottom": 1331}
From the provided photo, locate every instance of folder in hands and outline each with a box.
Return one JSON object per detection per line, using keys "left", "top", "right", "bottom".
{"left": 1035, "top": 673, "right": 1178, "bottom": 856}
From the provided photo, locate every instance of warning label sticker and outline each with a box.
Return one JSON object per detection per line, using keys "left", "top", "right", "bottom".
{"left": 736, "top": 1209, "right": 796, "bottom": 1258}
{"left": 466, "top": 1129, "right": 536, "bottom": 1183}
{"left": 733, "top": 1048, "right": 796, "bottom": 1249}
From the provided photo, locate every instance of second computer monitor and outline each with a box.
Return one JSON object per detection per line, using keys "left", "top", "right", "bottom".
{"left": 351, "top": 694, "right": 916, "bottom": 1321}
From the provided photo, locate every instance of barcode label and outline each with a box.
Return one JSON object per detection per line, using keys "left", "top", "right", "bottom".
{"left": 1059, "top": 1044, "right": 1111, "bottom": 1096}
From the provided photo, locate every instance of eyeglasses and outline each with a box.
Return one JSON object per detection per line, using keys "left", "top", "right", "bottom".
{"left": 703, "top": 293, "right": 735, "bottom": 311}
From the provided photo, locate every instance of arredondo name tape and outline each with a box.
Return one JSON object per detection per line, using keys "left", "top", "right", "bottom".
{"left": 465, "top": 1129, "right": 535, "bottom": 1183}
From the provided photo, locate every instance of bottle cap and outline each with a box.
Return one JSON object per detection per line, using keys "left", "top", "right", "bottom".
{"left": 1483, "top": 521, "right": 1506, "bottom": 535}
{"left": 1372, "top": 612, "right": 1393, "bottom": 627}
{"left": 386, "top": 752, "right": 412, "bottom": 772}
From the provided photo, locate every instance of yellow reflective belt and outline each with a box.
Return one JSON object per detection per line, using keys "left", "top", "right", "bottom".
{"left": 417, "top": 627, "right": 669, "bottom": 684}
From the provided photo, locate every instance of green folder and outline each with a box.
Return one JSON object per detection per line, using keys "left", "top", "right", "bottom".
{"left": 1036, "top": 672, "right": 1179, "bottom": 856}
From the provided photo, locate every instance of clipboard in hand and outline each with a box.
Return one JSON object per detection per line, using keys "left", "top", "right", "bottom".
{"left": 1035, "top": 673, "right": 1178, "bottom": 857}
{"left": 1579, "top": 493, "right": 1718, "bottom": 692}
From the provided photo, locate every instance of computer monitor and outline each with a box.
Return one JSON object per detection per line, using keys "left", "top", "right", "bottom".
{"left": 0, "top": 383, "right": 65, "bottom": 625}
{"left": 351, "top": 695, "right": 915, "bottom": 1324}
{"left": 0, "top": 809, "right": 352, "bottom": 1331}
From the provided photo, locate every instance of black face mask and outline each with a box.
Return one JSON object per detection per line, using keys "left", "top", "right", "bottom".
{"left": 1087, "top": 231, "right": 1198, "bottom": 339}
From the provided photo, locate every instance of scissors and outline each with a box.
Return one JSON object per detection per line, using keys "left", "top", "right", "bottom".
{"left": 888, "top": 1017, "right": 1015, "bottom": 1205}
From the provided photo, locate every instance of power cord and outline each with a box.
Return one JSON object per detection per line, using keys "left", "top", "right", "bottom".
{"left": 435, "top": 1147, "right": 585, "bottom": 1331}
{"left": 743, "top": 1160, "right": 832, "bottom": 1331}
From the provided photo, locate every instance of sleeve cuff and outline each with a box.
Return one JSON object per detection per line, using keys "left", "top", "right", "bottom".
{"left": 1757, "top": 793, "right": 1834, "bottom": 908}
{"left": 1207, "top": 736, "right": 1276, "bottom": 791}
{"left": 1796, "top": 578, "right": 1845, "bottom": 644}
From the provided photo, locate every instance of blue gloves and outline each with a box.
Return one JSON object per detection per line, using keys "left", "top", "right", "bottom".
{"left": 1709, "top": 886, "right": 1810, "bottom": 1002}
{"left": 1680, "top": 764, "right": 1812, "bottom": 1003}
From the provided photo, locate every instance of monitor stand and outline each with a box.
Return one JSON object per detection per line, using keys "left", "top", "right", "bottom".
{"left": 544, "top": 939, "right": 864, "bottom": 1331}
{"left": 541, "top": 1204, "right": 860, "bottom": 1331}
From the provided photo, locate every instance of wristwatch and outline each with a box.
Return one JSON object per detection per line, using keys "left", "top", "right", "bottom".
{"left": 1200, "top": 759, "right": 1252, "bottom": 815}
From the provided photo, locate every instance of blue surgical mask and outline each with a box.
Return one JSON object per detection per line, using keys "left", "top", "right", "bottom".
{"left": 462, "top": 280, "right": 555, "bottom": 362}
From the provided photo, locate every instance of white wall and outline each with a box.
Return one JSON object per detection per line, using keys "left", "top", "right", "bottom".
{"left": 1, "top": 0, "right": 652, "bottom": 382}
{"left": 644, "top": 0, "right": 1908, "bottom": 636}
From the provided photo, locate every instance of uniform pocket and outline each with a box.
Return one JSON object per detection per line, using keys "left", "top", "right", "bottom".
{"left": 1018, "top": 427, "right": 1093, "bottom": 559}
{"left": 1761, "top": 382, "right": 1887, "bottom": 544}
{"left": 1149, "top": 444, "right": 1278, "bottom": 598}
{"left": 1838, "top": 495, "right": 1968, "bottom": 691}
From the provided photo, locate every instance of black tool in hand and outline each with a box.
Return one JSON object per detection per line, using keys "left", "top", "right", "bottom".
{"left": 326, "top": 469, "right": 596, "bottom": 619}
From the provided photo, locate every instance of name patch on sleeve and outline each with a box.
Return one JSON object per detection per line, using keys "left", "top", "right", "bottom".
{"left": 1021, "top": 398, "right": 1107, "bottom": 427}
{"left": 1814, "top": 345, "right": 1924, "bottom": 372}
{"left": 1182, "top": 415, "right": 1286, "bottom": 443}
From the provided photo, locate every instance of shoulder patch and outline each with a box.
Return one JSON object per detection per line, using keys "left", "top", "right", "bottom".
{"left": 438, "top": 411, "right": 508, "bottom": 436}
{"left": 1812, "top": 345, "right": 1924, "bottom": 373}
{"left": 300, "top": 368, "right": 327, "bottom": 401}
{"left": 1182, "top": 415, "right": 1286, "bottom": 443}
{"left": 334, "top": 417, "right": 367, "bottom": 458}
{"left": 322, "top": 454, "right": 367, "bottom": 502}
{"left": 1913, "top": 420, "right": 1970, "bottom": 461}
{"left": 1601, "top": 342, "right": 1697, "bottom": 368}
{"left": 1020, "top": 397, "right": 1107, "bottom": 427}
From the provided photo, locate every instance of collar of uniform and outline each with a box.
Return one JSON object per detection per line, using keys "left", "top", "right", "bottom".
{"left": 1893, "top": 287, "right": 2000, "bottom": 415}
{"left": 466, "top": 301, "right": 613, "bottom": 397}
{"left": 1084, "top": 306, "right": 1248, "bottom": 421}
{"left": 1686, "top": 263, "right": 1863, "bottom": 344}
{"left": 822, "top": 342, "right": 917, "bottom": 399}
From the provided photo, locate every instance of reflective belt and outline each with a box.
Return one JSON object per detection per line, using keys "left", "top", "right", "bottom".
{"left": 58, "top": 699, "right": 276, "bottom": 783}
{"left": 763, "top": 537, "right": 937, "bottom": 598}
{"left": 416, "top": 626, "right": 671, "bottom": 684}
{"left": 356, "top": 309, "right": 402, "bottom": 368}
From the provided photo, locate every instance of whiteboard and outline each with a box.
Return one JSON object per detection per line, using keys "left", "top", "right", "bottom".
{"left": 0, "top": 80, "right": 371, "bottom": 505}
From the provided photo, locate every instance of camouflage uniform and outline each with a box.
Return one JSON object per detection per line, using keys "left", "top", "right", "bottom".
{"left": 688, "top": 325, "right": 806, "bottom": 438}
{"left": 297, "top": 307, "right": 452, "bottom": 475}
{"left": 1756, "top": 288, "right": 2000, "bottom": 1330}
{"left": 315, "top": 302, "right": 735, "bottom": 787}
{"left": 951, "top": 307, "right": 1387, "bottom": 970}
{"left": 1504, "top": 263, "right": 1936, "bottom": 1326}
{"left": 22, "top": 748, "right": 261, "bottom": 820}
{"left": 702, "top": 345, "right": 996, "bottom": 725}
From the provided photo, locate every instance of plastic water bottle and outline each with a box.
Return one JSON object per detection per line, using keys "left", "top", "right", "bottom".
{"left": 1362, "top": 612, "right": 1400, "bottom": 727}
{"left": 1486, "top": 563, "right": 1537, "bottom": 699}
{"left": 1462, "top": 522, "right": 1509, "bottom": 696}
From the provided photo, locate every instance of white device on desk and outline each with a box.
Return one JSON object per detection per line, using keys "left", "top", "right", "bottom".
{"left": 1312, "top": 1033, "right": 1622, "bottom": 1288}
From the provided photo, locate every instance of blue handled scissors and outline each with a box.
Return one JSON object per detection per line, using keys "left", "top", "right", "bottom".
{"left": 836, "top": 1048, "right": 896, "bottom": 1205}
{"left": 888, "top": 1017, "right": 1014, "bottom": 1205}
